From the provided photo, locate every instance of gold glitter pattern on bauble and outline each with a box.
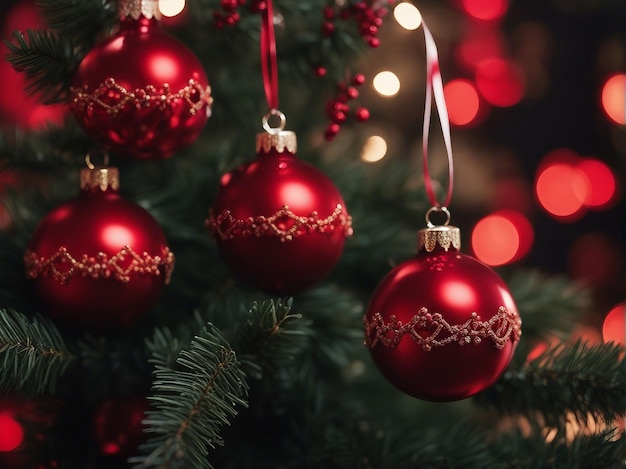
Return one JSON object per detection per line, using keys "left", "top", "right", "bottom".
{"left": 364, "top": 306, "right": 522, "bottom": 351}
{"left": 207, "top": 204, "right": 353, "bottom": 242}
{"left": 70, "top": 78, "right": 212, "bottom": 116}
{"left": 24, "top": 245, "right": 175, "bottom": 285}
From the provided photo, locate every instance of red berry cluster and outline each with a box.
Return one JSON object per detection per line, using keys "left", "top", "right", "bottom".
{"left": 214, "top": 0, "right": 267, "bottom": 27}
{"left": 322, "top": 1, "right": 394, "bottom": 48}
{"left": 323, "top": 73, "right": 370, "bottom": 141}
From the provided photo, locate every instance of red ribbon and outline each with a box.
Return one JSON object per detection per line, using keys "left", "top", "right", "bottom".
{"left": 421, "top": 21, "right": 454, "bottom": 209}
{"left": 261, "top": 0, "right": 279, "bottom": 111}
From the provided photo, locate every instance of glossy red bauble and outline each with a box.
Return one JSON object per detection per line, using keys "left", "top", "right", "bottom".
{"left": 208, "top": 130, "right": 352, "bottom": 294}
{"left": 70, "top": 12, "right": 212, "bottom": 159}
{"left": 364, "top": 225, "right": 521, "bottom": 401}
{"left": 25, "top": 167, "right": 174, "bottom": 330}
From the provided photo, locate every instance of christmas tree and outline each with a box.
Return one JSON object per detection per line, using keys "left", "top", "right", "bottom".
{"left": 0, "top": 0, "right": 624, "bottom": 467}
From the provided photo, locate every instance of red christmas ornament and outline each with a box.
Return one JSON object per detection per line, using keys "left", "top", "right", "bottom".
{"left": 24, "top": 163, "right": 175, "bottom": 330}
{"left": 207, "top": 117, "right": 353, "bottom": 294}
{"left": 364, "top": 213, "right": 522, "bottom": 401}
{"left": 92, "top": 396, "right": 148, "bottom": 459}
{"left": 70, "top": 0, "right": 212, "bottom": 159}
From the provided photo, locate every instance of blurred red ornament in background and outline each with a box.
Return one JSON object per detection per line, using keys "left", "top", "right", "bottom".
{"left": 92, "top": 396, "right": 149, "bottom": 460}
{"left": 602, "top": 303, "right": 625, "bottom": 346}
{"left": 0, "top": 396, "right": 59, "bottom": 469}
{"left": 0, "top": 0, "right": 65, "bottom": 129}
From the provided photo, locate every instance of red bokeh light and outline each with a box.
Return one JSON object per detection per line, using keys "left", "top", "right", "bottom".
{"left": 0, "top": 414, "right": 24, "bottom": 452}
{"left": 444, "top": 79, "right": 481, "bottom": 126}
{"left": 601, "top": 73, "right": 625, "bottom": 125}
{"left": 455, "top": 24, "right": 504, "bottom": 71}
{"left": 576, "top": 158, "right": 617, "bottom": 209}
{"left": 535, "top": 149, "right": 618, "bottom": 220}
{"left": 461, "top": 0, "right": 509, "bottom": 21}
{"left": 475, "top": 58, "right": 525, "bottom": 107}
{"left": 535, "top": 161, "right": 588, "bottom": 221}
{"left": 471, "top": 210, "right": 533, "bottom": 266}
{"left": 602, "top": 303, "right": 625, "bottom": 346}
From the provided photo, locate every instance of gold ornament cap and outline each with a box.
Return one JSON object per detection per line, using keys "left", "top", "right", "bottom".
{"left": 418, "top": 225, "right": 461, "bottom": 253}
{"left": 119, "top": 0, "right": 162, "bottom": 20}
{"left": 256, "top": 130, "right": 297, "bottom": 154}
{"left": 256, "top": 109, "right": 297, "bottom": 154}
{"left": 80, "top": 167, "right": 120, "bottom": 192}
{"left": 417, "top": 206, "right": 461, "bottom": 253}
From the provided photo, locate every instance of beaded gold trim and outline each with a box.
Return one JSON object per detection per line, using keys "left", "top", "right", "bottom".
{"left": 70, "top": 78, "right": 212, "bottom": 117}
{"left": 24, "top": 245, "right": 175, "bottom": 285}
{"left": 364, "top": 307, "right": 521, "bottom": 351}
{"left": 207, "top": 204, "right": 353, "bottom": 242}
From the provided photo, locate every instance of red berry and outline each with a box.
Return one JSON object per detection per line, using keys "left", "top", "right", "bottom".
{"left": 355, "top": 107, "right": 370, "bottom": 121}
{"left": 368, "top": 37, "right": 380, "bottom": 48}
{"left": 250, "top": 1, "right": 266, "bottom": 12}
{"left": 314, "top": 66, "right": 327, "bottom": 77}
{"left": 322, "top": 22, "right": 335, "bottom": 36}
{"left": 332, "top": 111, "right": 347, "bottom": 124}
{"left": 346, "top": 87, "right": 359, "bottom": 100}
{"left": 352, "top": 73, "right": 366, "bottom": 86}
{"left": 221, "top": 0, "right": 238, "bottom": 11}
{"left": 323, "top": 6, "right": 335, "bottom": 20}
{"left": 226, "top": 12, "right": 240, "bottom": 25}
{"left": 327, "top": 100, "right": 348, "bottom": 117}
{"left": 324, "top": 124, "right": 341, "bottom": 141}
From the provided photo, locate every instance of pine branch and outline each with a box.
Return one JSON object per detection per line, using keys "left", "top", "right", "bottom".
{"left": 477, "top": 340, "right": 626, "bottom": 431}
{"left": 299, "top": 418, "right": 496, "bottom": 469}
{"left": 291, "top": 286, "right": 365, "bottom": 381}
{"left": 0, "top": 121, "right": 92, "bottom": 169}
{"left": 491, "top": 427, "right": 625, "bottom": 469}
{"left": 135, "top": 323, "right": 248, "bottom": 469}
{"left": 40, "top": 0, "right": 118, "bottom": 51}
{"left": 75, "top": 329, "right": 154, "bottom": 399}
{"left": 0, "top": 308, "right": 74, "bottom": 395}
{"left": 300, "top": 417, "right": 625, "bottom": 468}
{"left": 232, "top": 298, "right": 313, "bottom": 378}
{"left": 505, "top": 269, "right": 592, "bottom": 340}
{"left": 5, "top": 29, "right": 76, "bottom": 104}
